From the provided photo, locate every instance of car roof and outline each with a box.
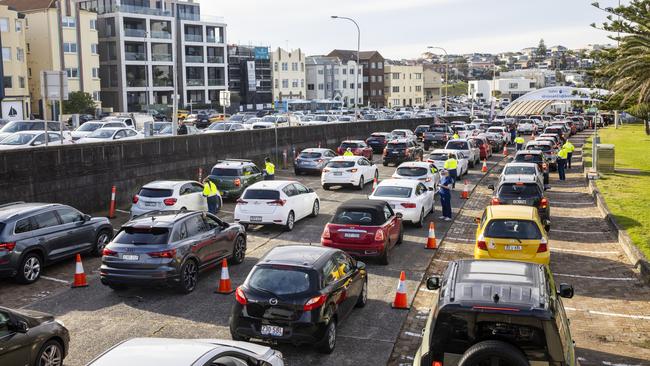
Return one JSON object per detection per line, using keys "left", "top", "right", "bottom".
{"left": 341, "top": 140, "right": 365, "bottom": 144}
{"left": 500, "top": 174, "right": 538, "bottom": 184}
{"left": 527, "top": 140, "right": 553, "bottom": 145}
{"left": 125, "top": 210, "right": 197, "bottom": 228}
{"left": 301, "top": 148, "right": 331, "bottom": 153}
{"left": 331, "top": 156, "right": 363, "bottom": 161}
{"left": 377, "top": 178, "right": 420, "bottom": 188}
{"left": 260, "top": 245, "right": 336, "bottom": 268}
{"left": 515, "top": 149, "right": 543, "bottom": 156}
{"left": 0, "top": 202, "right": 60, "bottom": 221}
{"left": 397, "top": 161, "right": 432, "bottom": 168}
{"left": 247, "top": 180, "right": 294, "bottom": 190}
{"left": 11, "top": 130, "right": 45, "bottom": 136}
{"left": 213, "top": 160, "right": 254, "bottom": 168}
{"left": 142, "top": 180, "right": 194, "bottom": 189}
{"left": 387, "top": 138, "right": 410, "bottom": 143}
{"left": 487, "top": 205, "right": 537, "bottom": 220}
{"left": 431, "top": 149, "right": 459, "bottom": 155}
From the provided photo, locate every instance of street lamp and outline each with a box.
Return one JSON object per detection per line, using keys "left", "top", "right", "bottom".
{"left": 427, "top": 46, "right": 449, "bottom": 114}
{"left": 331, "top": 15, "right": 360, "bottom": 120}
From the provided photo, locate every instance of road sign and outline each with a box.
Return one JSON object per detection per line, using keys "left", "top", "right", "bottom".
{"left": 219, "top": 91, "right": 231, "bottom": 107}
{"left": 41, "top": 71, "right": 69, "bottom": 100}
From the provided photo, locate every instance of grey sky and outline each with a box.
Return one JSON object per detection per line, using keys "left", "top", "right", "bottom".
{"left": 197, "top": 0, "right": 619, "bottom": 58}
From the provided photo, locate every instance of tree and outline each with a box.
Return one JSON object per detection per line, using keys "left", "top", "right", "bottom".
{"left": 62, "top": 91, "right": 96, "bottom": 114}
{"left": 536, "top": 39, "right": 547, "bottom": 62}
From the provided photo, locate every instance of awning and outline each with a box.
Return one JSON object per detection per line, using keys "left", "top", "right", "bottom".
{"left": 502, "top": 86, "right": 610, "bottom": 116}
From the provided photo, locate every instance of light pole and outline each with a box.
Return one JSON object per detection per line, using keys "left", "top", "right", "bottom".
{"left": 331, "top": 15, "right": 360, "bottom": 120}
{"left": 428, "top": 46, "right": 448, "bottom": 114}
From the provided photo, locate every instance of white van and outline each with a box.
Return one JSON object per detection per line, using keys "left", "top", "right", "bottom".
{"left": 103, "top": 113, "right": 154, "bottom": 131}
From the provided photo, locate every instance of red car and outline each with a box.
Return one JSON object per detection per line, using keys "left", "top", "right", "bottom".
{"left": 322, "top": 199, "right": 403, "bottom": 265}
{"left": 337, "top": 140, "right": 373, "bottom": 160}
{"left": 469, "top": 136, "right": 492, "bottom": 160}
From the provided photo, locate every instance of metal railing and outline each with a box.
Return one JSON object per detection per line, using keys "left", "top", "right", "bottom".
{"left": 185, "top": 55, "right": 204, "bottom": 63}
{"left": 207, "top": 56, "right": 224, "bottom": 63}
{"left": 125, "top": 52, "right": 146, "bottom": 61}
{"left": 126, "top": 79, "right": 147, "bottom": 87}
{"left": 150, "top": 31, "right": 171, "bottom": 39}
{"left": 124, "top": 28, "right": 146, "bottom": 37}
{"left": 152, "top": 53, "right": 172, "bottom": 62}
{"left": 187, "top": 79, "right": 204, "bottom": 86}
{"left": 184, "top": 34, "right": 203, "bottom": 42}
{"left": 118, "top": 5, "right": 172, "bottom": 17}
{"left": 153, "top": 78, "right": 173, "bottom": 87}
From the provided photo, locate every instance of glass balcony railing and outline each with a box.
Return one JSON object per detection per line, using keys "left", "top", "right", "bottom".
{"left": 208, "top": 78, "right": 225, "bottom": 86}
{"left": 152, "top": 53, "right": 172, "bottom": 62}
{"left": 184, "top": 34, "right": 203, "bottom": 42}
{"left": 118, "top": 5, "right": 172, "bottom": 17}
{"left": 207, "top": 56, "right": 224, "bottom": 63}
{"left": 125, "top": 52, "right": 146, "bottom": 61}
{"left": 124, "top": 28, "right": 146, "bottom": 37}
{"left": 150, "top": 31, "right": 171, "bottom": 39}
{"left": 187, "top": 79, "right": 204, "bottom": 86}
{"left": 126, "top": 79, "right": 147, "bottom": 87}
{"left": 186, "top": 55, "right": 204, "bottom": 63}
{"left": 153, "top": 79, "right": 173, "bottom": 87}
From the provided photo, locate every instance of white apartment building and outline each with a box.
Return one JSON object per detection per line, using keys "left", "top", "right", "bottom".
{"left": 383, "top": 61, "right": 424, "bottom": 108}
{"left": 271, "top": 48, "right": 306, "bottom": 102}
{"left": 468, "top": 78, "right": 536, "bottom": 103}
{"left": 305, "top": 56, "right": 363, "bottom": 107}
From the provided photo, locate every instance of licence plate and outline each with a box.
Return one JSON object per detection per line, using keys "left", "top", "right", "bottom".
{"left": 144, "top": 202, "right": 157, "bottom": 207}
{"left": 504, "top": 245, "right": 522, "bottom": 251}
{"left": 512, "top": 199, "right": 527, "bottom": 205}
{"left": 250, "top": 216, "right": 262, "bottom": 222}
{"left": 333, "top": 172, "right": 342, "bottom": 176}
{"left": 344, "top": 233, "right": 360, "bottom": 238}
{"left": 260, "top": 325, "right": 283, "bottom": 337}
{"left": 122, "top": 254, "right": 139, "bottom": 260}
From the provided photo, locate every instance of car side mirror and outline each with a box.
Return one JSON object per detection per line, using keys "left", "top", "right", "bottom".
{"left": 487, "top": 184, "right": 495, "bottom": 190}
{"left": 356, "top": 261, "right": 366, "bottom": 271}
{"left": 395, "top": 212, "right": 403, "bottom": 219}
{"left": 426, "top": 276, "right": 441, "bottom": 290}
{"left": 474, "top": 217, "right": 481, "bottom": 224}
{"left": 83, "top": 214, "right": 92, "bottom": 221}
{"left": 10, "top": 319, "right": 29, "bottom": 333}
{"left": 558, "top": 283, "right": 574, "bottom": 299}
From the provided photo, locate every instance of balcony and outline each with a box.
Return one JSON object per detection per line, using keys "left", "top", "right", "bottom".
{"left": 186, "top": 55, "right": 204, "bottom": 63}
{"left": 150, "top": 31, "right": 171, "bottom": 39}
{"left": 125, "top": 52, "right": 146, "bottom": 61}
{"left": 153, "top": 78, "right": 173, "bottom": 87}
{"left": 187, "top": 79, "right": 204, "bottom": 86}
{"left": 152, "top": 53, "right": 172, "bottom": 62}
{"left": 207, "top": 56, "right": 224, "bottom": 63}
{"left": 124, "top": 28, "right": 146, "bottom": 37}
{"left": 208, "top": 78, "right": 225, "bottom": 86}
{"left": 184, "top": 34, "right": 203, "bottom": 42}
{"left": 126, "top": 79, "right": 147, "bottom": 87}
{"left": 117, "top": 5, "right": 172, "bottom": 17}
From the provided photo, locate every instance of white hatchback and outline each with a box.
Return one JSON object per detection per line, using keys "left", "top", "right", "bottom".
{"left": 392, "top": 161, "right": 441, "bottom": 191}
{"left": 426, "top": 149, "right": 470, "bottom": 177}
{"left": 130, "top": 180, "right": 210, "bottom": 218}
{"left": 234, "top": 180, "right": 319, "bottom": 231}
{"left": 321, "top": 156, "right": 378, "bottom": 190}
{"left": 368, "top": 179, "right": 434, "bottom": 227}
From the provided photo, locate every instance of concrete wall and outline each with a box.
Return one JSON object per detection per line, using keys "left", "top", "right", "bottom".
{"left": 0, "top": 118, "right": 431, "bottom": 214}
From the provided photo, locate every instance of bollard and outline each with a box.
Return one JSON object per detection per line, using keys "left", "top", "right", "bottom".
{"left": 108, "top": 185, "right": 117, "bottom": 218}
{"left": 283, "top": 149, "right": 288, "bottom": 170}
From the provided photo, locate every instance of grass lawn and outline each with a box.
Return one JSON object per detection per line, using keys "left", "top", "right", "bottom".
{"left": 583, "top": 124, "right": 650, "bottom": 258}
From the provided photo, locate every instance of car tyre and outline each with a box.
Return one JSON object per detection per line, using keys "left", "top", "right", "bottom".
{"left": 229, "top": 235, "right": 246, "bottom": 265}
{"left": 284, "top": 211, "right": 295, "bottom": 231}
{"left": 322, "top": 184, "right": 330, "bottom": 191}
{"left": 317, "top": 319, "right": 337, "bottom": 354}
{"left": 357, "top": 175, "right": 365, "bottom": 190}
{"left": 92, "top": 230, "right": 112, "bottom": 256}
{"left": 177, "top": 259, "right": 198, "bottom": 294}
{"left": 310, "top": 200, "right": 320, "bottom": 217}
{"left": 458, "top": 340, "right": 529, "bottom": 366}
{"left": 36, "top": 339, "right": 64, "bottom": 366}
{"left": 415, "top": 209, "right": 425, "bottom": 228}
{"left": 16, "top": 252, "right": 42, "bottom": 284}
{"left": 355, "top": 279, "right": 368, "bottom": 308}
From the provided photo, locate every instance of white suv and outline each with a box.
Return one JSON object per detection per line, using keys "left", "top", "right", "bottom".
{"left": 130, "top": 180, "right": 210, "bottom": 218}
{"left": 444, "top": 139, "right": 480, "bottom": 167}
{"left": 392, "top": 161, "right": 441, "bottom": 191}
{"left": 321, "top": 156, "right": 378, "bottom": 190}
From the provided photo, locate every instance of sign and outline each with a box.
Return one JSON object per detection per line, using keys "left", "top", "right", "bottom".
{"left": 1, "top": 100, "right": 23, "bottom": 120}
{"left": 219, "top": 90, "right": 231, "bottom": 107}
{"left": 246, "top": 61, "right": 256, "bottom": 91}
{"left": 274, "top": 100, "right": 288, "bottom": 113}
{"left": 41, "top": 70, "right": 69, "bottom": 100}
{"left": 254, "top": 47, "right": 269, "bottom": 60}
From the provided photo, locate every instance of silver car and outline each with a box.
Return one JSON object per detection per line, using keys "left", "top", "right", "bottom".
{"left": 294, "top": 148, "right": 337, "bottom": 175}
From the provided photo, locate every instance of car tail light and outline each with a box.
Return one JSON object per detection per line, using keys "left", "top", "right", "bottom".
{"left": 102, "top": 248, "right": 117, "bottom": 257}
{"left": 347, "top": 168, "right": 358, "bottom": 173}
{"left": 537, "top": 237, "right": 548, "bottom": 253}
{"left": 477, "top": 234, "right": 488, "bottom": 250}
{"left": 149, "top": 249, "right": 176, "bottom": 258}
{"left": 490, "top": 197, "right": 501, "bottom": 205}
{"left": 539, "top": 198, "right": 549, "bottom": 209}
{"left": 374, "top": 229, "right": 385, "bottom": 241}
{"left": 234, "top": 178, "right": 241, "bottom": 187}
{"left": 267, "top": 199, "right": 286, "bottom": 206}
{"left": 432, "top": 362, "right": 443, "bottom": 366}
{"left": 303, "top": 294, "right": 327, "bottom": 311}
{"left": 236, "top": 198, "right": 248, "bottom": 205}
{"left": 322, "top": 226, "right": 331, "bottom": 239}
{"left": 235, "top": 286, "right": 247, "bottom": 305}
{"left": 0, "top": 242, "right": 16, "bottom": 251}
{"left": 400, "top": 202, "right": 417, "bottom": 208}
{"left": 132, "top": 195, "right": 139, "bottom": 204}
{"left": 163, "top": 198, "right": 177, "bottom": 206}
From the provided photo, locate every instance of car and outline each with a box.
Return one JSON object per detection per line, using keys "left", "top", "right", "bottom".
{"left": 0, "top": 202, "right": 113, "bottom": 284}
{"left": 513, "top": 150, "right": 551, "bottom": 183}
{"left": 101, "top": 210, "right": 246, "bottom": 292}
{"left": 365, "top": 132, "right": 391, "bottom": 153}
{"left": 451, "top": 124, "right": 475, "bottom": 139}
{"left": 414, "top": 125, "right": 430, "bottom": 141}
{"left": 444, "top": 139, "right": 480, "bottom": 167}
{"left": 474, "top": 205, "right": 550, "bottom": 265}
{"left": 312, "top": 114, "right": 338, "bottom": 123}
{"left": 207, "top": 160, "right": 264, "bottom": 200}
{"left": 487, "top": 126, "right": 511, "bottom": 144}
{"left": 336, "top": 140, "right": 373, "bottom": 159}
{"left": 488, "top": 175, "right": 550, "bottom": 225}
{"left": 70, "top": 120, "right": 128, "bottom": 140}
{"left": 203, "top": 122, "right": 248, "bottom": 133}
{"left": 477, "top": 132, "right": 504, "bottom": 152}
{"left": 0, "top": 306, "right": 70, "bottom": 366}
{"left": 390, "top": 129, "right": 417, "bottom": 143}
{"left": 382, "top": 139, "right": 424, "bottom": 166}
{"left": 501, "top": 162, "right": 545, "bottom": 187}
{"left": 543, "top": 126, "right": 566, "bottom": 143}
{"left": 158, "top": 124, "right": 201, "bottom": 135}
{"left": 525, "top": 140, "right": 558, "bottom": 170}
{"left": 426, "top": 149, "right": 469, "bottom": 177}
{"left": 368, "top": 179, "right": 434, "bottom": 227}
{"left": 536, "top": 134, "right": 561, "bottom": 148}
{"left": 516, "top": 119, "right": 536, "bottom": 134}
{"left": 0, "top": 131, "right": 71, "bottom": 150}
{"left": 251, "top": 115, "right": 295, "bottom": 129}
{"left": 294, "top": 148, "right": 338, "bottom": 175}
{"left": 130, "top": 180, "right": 212, "bottom": 218}
{"left": 391, "top": 161, "right": 440, "bottom": 190}
{"left": 414, "top": 259, "right": 576, "bottom": 366}
{"left": 234, "top": 180, "right": 319, "bottom": 231}
{"left": 0, "top": 120, "right": 67, "bottom": 141}
{"left": 230, "top": 245, "right": 367, "bottom": 353}
{"left": 423, "top": 124, "right": 454, "bottom": 151}
{"left": 87, "top": 338, "right": 283, "bottom": 366}
{"left": 76, "top": 127, "right": 142, "bottom": 144}
{"left": 468, "top": 136, "right": 492, "bottom": 160}
{"left": 321, "top": 156, "right": 378, "bottom": 190}
{"left": 321, "top": 199, "right": 403, "bottom": 264}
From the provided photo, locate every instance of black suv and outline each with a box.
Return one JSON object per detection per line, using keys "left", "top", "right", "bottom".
{"left": 382, "top": 139, "right": 424, "bottom": 166}
{"left": 0, "top": 202, "right": 113, "bottom": 284}
{"left": 489, "top": 175, "right": 551, "bottom": 228}
{"left": 423, "top": 124, "right": 454, "bottom": 151}
{"left": 414, "top": 259, "right": 576, "bottom": 366}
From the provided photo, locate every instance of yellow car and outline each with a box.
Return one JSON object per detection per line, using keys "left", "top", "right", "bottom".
{"left": 474, "top": 205, "right": 550, "bottom": 265}
{"left": 177, "top": 110, "right": 189, "bottom": 120}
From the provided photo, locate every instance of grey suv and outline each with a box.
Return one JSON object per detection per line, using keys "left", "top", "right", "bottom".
{"left": 100, "top": 210, "right": 247, "bottom": 293}
{"left": 0, "top": 202, "right": 113, "bottom": 284}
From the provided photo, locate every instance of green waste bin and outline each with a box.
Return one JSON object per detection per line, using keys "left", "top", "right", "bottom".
{"left": 597, "top": 144, "right": 615, "bottom": 173}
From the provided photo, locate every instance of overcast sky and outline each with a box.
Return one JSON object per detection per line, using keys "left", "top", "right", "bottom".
{"left": 197, "top": 0, "right": 620, "bottom": 58}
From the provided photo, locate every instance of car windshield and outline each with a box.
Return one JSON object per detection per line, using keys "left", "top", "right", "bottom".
{"left": 87, "top": 129, "right": 115, "bottom": 138}
{"left": 209, "top": 123, "right": 228, "bottom": 131}
{"left": 332, "top": 209, "right": 382, "bottom": 225}
{"left": 300, "top": 152, "right": 322, "bottom": 159}
{"left": 446, "top": 141, "right": 468, "bottom": 150}
{"left": 248, "top": 266, "right": 312, "bottom": 295}
{"left": 2, "top": 121, "right": 44, "bottom": 132}
{"left": 387, "top": 142, "right": 407, "bottom": 149}
{"left": 527, "top": 144, "right": 551, "bottom": 152}
{"left": 396, "top": 166, "right": 428, "bottom": 177}
{"left": 454, "top": 126, "right": 467, "bottom": 131}
{"left": 153, "top": 123, "right": 170, "bottom": 132}
{"left": 340, "top": 142, "right": 360, "bottom": 149}
{"left": 504, "top": 166, "right": 537, "bottom": 175}
{"left": 487, "top": 128, "right": 503, "bottom": 133}
{"left": 315, "top": 115, "right": 329, "bottom": 121}
{"left": 113, "top": 227, "right": 170, "bottom": 245}
{"left": 0, "top": 133, "right": 34, "bottom": 145}
{"left": 373, "top": 186, "right": 412, "bottom": 198}
{"left": 229, "top": 115, "right": 244, "bottom": 122}
{"left": 327, "top": 161, "right": 355, "bottom": 168}
{"left": 484, "top": 219, "right": 542, "bottom": 240}
{"left": 211, "top": 168, "right": 241, "bottom": 176}
{"left": 139, "top": 188, "right": 173, "bottom": 197}
{"left": 261, "top": 116, "right": 277, "bottom": 122}
{"left": 515, "top": 154, "right": 543, "bottom": 164}
{"left": 428, "top": 153, "right": 449, "bottom": 161}
{"left": 159, "top": 125, "right": 172, "bottom": 134}
{"left": 498, "top": 183, "right": 541, "bottom": 197}
{"left": 77, "top": 123, "right": 102, "bottom": 132}
{"left": 391, "top": 131, "right": 406, "bottom": 137}
{"left": 243, "top": 189, "right": 280, "bottom": 200}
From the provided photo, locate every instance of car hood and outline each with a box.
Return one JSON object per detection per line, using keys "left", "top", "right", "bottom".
{"left": 13, "top": 308, "right": 55, "bottom": 326}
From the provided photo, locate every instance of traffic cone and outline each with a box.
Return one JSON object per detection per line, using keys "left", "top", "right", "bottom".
{"left": 502, "top": 144, "right": 508, "bottom": 156}
{"left": 215, "top": 259, "right": 234, "bottom": 294}
{"left": 71, "top": 254, "right": 88, "bottom": 288}
{"left": 460, "top": 180, "right": 470, "bottom": 199}
{"left": 372, "top": 177, "right": 378, "bottom": 191}
{"left": 481, "top": 160, "right": 488, "bottom": 173}
{"left": 425, "top": 222, "right": 437, "bottom": 249}
{"left": 391, "top": 271, "right": 409, "bottom": 309}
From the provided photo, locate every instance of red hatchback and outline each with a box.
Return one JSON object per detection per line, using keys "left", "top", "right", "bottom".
{"left": 322, "top": 199, "right": 403, "bottom": 265}
{"left": 337, "top": 140, "right": 373, "bottom": 160}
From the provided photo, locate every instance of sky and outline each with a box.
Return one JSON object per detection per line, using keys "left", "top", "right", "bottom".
{"left": 197, "top": 0, "right": 621, "bottom": 59}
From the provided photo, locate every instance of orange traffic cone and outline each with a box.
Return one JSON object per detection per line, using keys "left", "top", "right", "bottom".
{"left": 392, "top": 271, "right": 409, "bottom": 309}
{"left": 481, "top": 160, "right": 488, "bottom": 173}
{"left": 460, "top": 180, "right": 470, "bottom": 199}
{"left": 502, "top": 144, "right": 508, "bottom": 156}
{"left": 372, "top": 177, "right": 378, "bottom": 191}
{"left": 71, "top": 254, "right": 88, "bottom": 288}
{"left": 215, "top": 259, "right": 234, "bottom": 294}
{"left": 425, "top": 222, "right": 437, "bottom": 249}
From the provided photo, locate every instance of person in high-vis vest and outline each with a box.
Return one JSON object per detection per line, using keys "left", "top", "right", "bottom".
{"left": 202, "top": 178, "right": 220, "bottom": 214}
{"left": 264, "top": 157, "right": 275, "bottom": 180}
{"left": 563, "top": 140, "right": 575, "bottom": 169}
{"left": 452, "top": 132, "right": 460, "bottom": 140}
{"left": 557, "top": 147, "right": 568, "bottom": 181}
{"left": 343, "top": 147, "right": 355, "bottom": 157}
{"left": 514, "top": 133, "right": 525, "bottom": 151}
{"left": 444, "top": 153, "right": 458, "bottom": 189}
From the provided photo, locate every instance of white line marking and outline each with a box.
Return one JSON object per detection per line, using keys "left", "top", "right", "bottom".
{"left": 41, "top": 276, "right": 70, "bottom": 284}
{"left": 551, "top": 247, "right": 619, "bottom": 254}
{"left": 338, "top": 334, "right": 394, "bottom": 343}
{"left": 551, "top": 229, "right": 609, "bottom": 235}
{"left": 404, "top": 331, "right": 423, "bottom": 338}
{"left": 433, "top": 258, "right": 450, "bottom": 262}
{"left": 444, "top": 237, "right": 474, "bottom": 242}
{"left": 115, "top": 209, "right": 130, "bottom": 214}
{"left": 565, "top": 307, "right": 650, "bottom": 321}
{"left": 554, "top": 273, "right": 637, "bottom": 281}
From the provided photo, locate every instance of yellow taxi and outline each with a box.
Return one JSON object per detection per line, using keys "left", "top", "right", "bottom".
{"left": 474, "top": 205, "right": 550, "bottom": 265}
{"left": 209, "top": 113, "right": 228, "bottom": 122}
{"left": 177, "top": 110, "right": 190, "bottom": 120}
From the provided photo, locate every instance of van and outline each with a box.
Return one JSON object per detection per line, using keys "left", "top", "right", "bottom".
{"left": 103, "top": 113, "right": 154, "bottom": 131}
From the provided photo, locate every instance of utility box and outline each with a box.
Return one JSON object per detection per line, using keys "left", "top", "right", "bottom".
{"left": 597, "top": 144, "right": 615, "bottom": 173}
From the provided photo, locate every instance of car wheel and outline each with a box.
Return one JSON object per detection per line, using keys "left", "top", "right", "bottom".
{"left": 317, "top": 319, "right": 337, "bottom": 354}
{"left": 310, "top": 200, "right": 320, "bottom": 217}
{"left": 322, "top": 184, "right": 330, "bottom": 191}
{"left": 358, "top": 175, "right": 365, "bottom": 190}
{"left": 36, "top": 339, "right": 64, "bottom": 366}
{"left": 92, "top": 230, "right": 112, "bottom": 256}
{"left": 16, "top": 252, "right": 42, "bottom": 284}
{"left": 458, "top": 340, "right": 529, "bottom": 366}
{"left": 284, "top": 211, "right": 295, "bottom": 231}
{"left": 177, "top": 259, "right": 198, "bottom": 294}
{"left": 229, "top": 235, "right": 246, "bottom": 265}
{"left": 415, "top": 209, "right": 425, "bottom": 228}
{"left": 355, "top": 279, "right": 368, "bottom": 308}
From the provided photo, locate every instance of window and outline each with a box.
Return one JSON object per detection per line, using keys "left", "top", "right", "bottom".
{"left": 90, "top": 19, "right": 97, "bottom": 30}
{"left": 333, "top": 68, "right": 338, "bottom": 75}
{"left": 15, "top": 217, "right": 35, "bottom": 233}
{"left": 378, "top": 75, "right": 383, "bottom": 82}
{"left": 349, "top": 68, "right": 354, "bottom": 75}
{"left": 91, "top": 43, "right": 99, "bottom": 54}
{"left": 26, "top": 43, "right": 30, "bottom": 53}
{"left": 307, "top": 84, "right": 314, "bottom": 91}
{"left": 92, "top": 67, "right": 100, "bottom": 78}
{"left": 0, "top": 18, "right": 8, "bottom": 32}
{"left": 2, "top": 47, "right": 10, "bottom": 61}
{"left": 326, "top": 82, "right": 331, "bottom": 91}
{"left": 291, "top": 62, "right": 298, "bottom": 71}
{"left": 342, "top": 80, "right": 347, "bottom": 89}
{"left": 301, "top": 62, "right": 304, "bottom": 71}
{"left": 415, "top": 73, "right": 422, "bottom": 79}
{"left": 93, "top": 91, "right": 101, "bottom": 101}
{"left": 63, "top": 43, "right": 77, "bottom": 53}
{"left": 342, "top": 68, "right": 346, "bottom": 75}
{"left": 282, "top": 79, "right": 288, "bottom": 88}
{"left": 281, "top": 62, "right": 288, "bottom": 71}
{"left": 392, "top": 72, "right": 399, "bottom": 79}
{"left": 371, "top": 89, "right": 376, "bottom": 96}
{"left": 292, "top": 79, "right": 299, "bottom": 88}
{"left": 370, "top": 75, "right": 376, "bottom": 82}
{"left": 415, "top": 85, "right": 422, "bottom": 92}
{"left": 3, "top": 76, "right": 11, "bottom": 88}
{"left": 62, "top": 16, "right": 76, "bottom": 28}
{"left": 18, "top": 77, "right": 24, "bottom": 88}
{"left": 318, "top": 83, "right": 323, "bottom": 90}
{"left": 274, "top": 62, "right": 278, "bottom": 71}
{"left": 350, "top": 83, "right": 354, "bottom": 89}
{"left": 16, "top": 48, "right": 23, "bottom": 62}
{"left": 317, "top": 69, "right": 323, "bottom": 75}
{"left": 377, "top": 62, "right": 383, "bottom": 68}
{"left": 15, "top": 20, "right": 22, "bottom": 32}
{"left": 371, "top": 62, "right": 376, "bottom": 69}
{"left": 300, "top": 79, "right": 304, "bottom": 87}
{"left": 416, "top": 97, "right": 422, "bottom": 104}
{"left": 57, "top": 208, "right": 84, "bottom": 224}
{"left": 509, "top": 83, "right": 518, "bottom": 89}
{"left": 392, "top": 86, "right": 399, "bottom": 93}
{"left": 66, "top": 68, "right": 79, "bottom": 78}
{"left": 363, "top": 76, "right": 368, "bottom": 82}
{"left": 378, "top": 89, "right": 383, "bottom": 95}
{"left": 34, "top": 211, "right": 60, "bottom": 229}
{"left": 274, "top": 79, "right": 278, "bottom": 88}
{"left": 28, "top": 68, "right": 31, "bottom": 77}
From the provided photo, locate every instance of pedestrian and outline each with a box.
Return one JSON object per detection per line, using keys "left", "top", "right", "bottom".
{"left": 452, "top": 131, "right": 460, "bottom": 140}
{"left": 562, "top": 139, "right": 575, "bottom": 169}
{"left": 178, "top": 122, "right": 188, "bottom": 135}
{"left": 264, "top": 157, "right": 275, "bottom": 180}
{"left": 202, "top": 178, "right": 220, "bottom": 214}
{"left": 514, "top": 133, "right": 525, "bottom": 151}
{"left": 443, "top": 153, "right": 458, "bottom": 189}
{"left": 509, "top": 125, "right": 516, "bottom": 145}
{"left": 438, "top": 170, "right": 453, "bottom": 221}
{"left": 343, "top": 147, "right": 354, "bottom": 157}
{"left": 557, "top": 147, "right": 568, "bottom": 181}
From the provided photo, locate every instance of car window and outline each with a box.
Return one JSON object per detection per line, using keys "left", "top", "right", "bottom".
{"left": 33, "top": 211, "right": 60, "bottom": 229}
{"left": 48, "top": 133, "right": 62, "bottom": 142}
{"left": 47, "top": 122, "right": 61, "bottom": 131}
{"left": 179, "top": 183, "right": 193, "bottom": 195}
{"left": 334, "top": 252, "right": 354, "bottom": 278}
{"left": 282, "top": 185, "right": 298, "bottom": 197}
{"left": 322, "top": 258, "right": 342, "bottom": 286}
{"left": 484, "top": 219, "right": 542, "bottom": 240}
{"left": 190, "top": 183, "right": 204, "bottom": 193}
{"left": 249, "top": 266, "right": 312, "bottom": 295}
{"left": 126, "top": 129, "right": 137, "bottom": 137}
{"left": 416, "top": 183, "right": 427, "bottom": 195}
{"left": 242, "top": 166, "right": 255, "bottom": 176}
{"left": 383, "top": 204, "right": 393, "bottom": 221}
{"left": 294, "top": 183, "right": 309, "bottom": 195}
{"left": 172, "top": 222, "right": 188, "bottom": 241}
{"left": 211, "top": 354, "right": 252, "bottom": 366}
{"left": 57, "top": 208, "right": 84, "bottom": 224}
{"left": 211, "top": 168, "right": 241, "bottom": 176}
{"left": 185, "top": 215, "right": 208, "bottom": 237}
{"left": 397, "top": 166, "right": 427, "bottom": 177}
{"left": 30, "top": 134, "right": 46, "bottom": 145}
{"left": 14, "top": 217, "right": 35, "bottom": 233}
{"left": 243, "top": 189, "right": 280, "bottom": 200}
{"left": 114, "top": 130, "right": 126, "bottom": 139}
{"left": 373, "top": 186, "right": 412, "bottom": 198}
{"left": 204, "top": 215, "right": 221, "bottom": 230}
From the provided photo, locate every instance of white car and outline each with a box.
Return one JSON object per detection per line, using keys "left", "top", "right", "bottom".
{"left": 391, "top": 161, "right": 441, "bottom": 191}
{"left": 234, "top": 180, "right": 319, "bottom": 231}
{"left": 487, "top": 126, "right": 511, "bottom": 144}
{"left": 76, "top": 127, "right": 142, "bottom": 143}
{"left": 321, "top": 156, "right": 378, "bottom": 190}
{"left": 516, "top": 119, "right": 536, "bottom": 134}
{"left": 426, "top": 149, "right": 469, "bottom": 177}
{"left": 251, "top": 115, "right": 298, "bottom": 129}
{"left": 204, "top": 122, "right": 248, "bottom": 133}
{"left": 390, "top": 129, "right": 417, "bottom": 143}
{"left": 71, "top": 121, "right": 128, "bottom": 140}
{"left": 130, "top": 180, "right": 211, "bottom": 218}
{"left": 452, "top": 125, "right": 474, "bottom": 139}
{"left": 368, "top": 178, "right": 434, "bottom": 227}
{"left": 500, "top": 162, "right": 544, "bottom": 187}
{"left": 444, "top": 139, "right": 480, "bottom": 167}
{"left": 0, "top": 131, "right": 71, "bottom": 150}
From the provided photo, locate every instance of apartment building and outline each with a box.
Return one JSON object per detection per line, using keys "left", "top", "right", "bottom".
{"left": 327, "top": 49, "right": 384, "bottom": 107}
{"left": 383, "top": 60, "right": 424, "bottom": 108}
{"left": 422, "top": 67, "right": 442, "bottom": 107}
{"left": 271, "top": 47, "right": 305, "bottom": 102}
{"left": 3, "top": 0, "right": 101, "bottom": 119}
{"left": 0, "top": 4, "right": 29, "bottom": 120}
{"left": 468, "top": 78, "right": 536, "bottom": 103}
{"left": 227, "top": 44, "right": 272, "bottom": 112}
{"left": 305, "top": 55, "right": 363, "bottom": 108}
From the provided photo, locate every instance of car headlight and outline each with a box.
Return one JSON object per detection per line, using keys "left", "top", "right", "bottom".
{"left": 55, "top": 319, "right": 65, "bottom": 328}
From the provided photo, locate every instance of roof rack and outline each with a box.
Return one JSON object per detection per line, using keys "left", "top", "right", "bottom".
{"left": 0, "top": 201, "right": 25, "bottom": 209}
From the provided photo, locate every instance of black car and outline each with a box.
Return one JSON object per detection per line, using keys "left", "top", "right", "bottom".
{"left": 414, "top": 125, "right": 430, "bottom": 141}
{"left": 414, "top": 260, "right": 576, "bottom": 366}
{"left": 422, "top": 124, "right": 454, "bottom": 151}
{"left": 365, "top": 132, "right": 391, "bottom": 153}
{"left": 0, "top": 306, "right": 70, "bottom": 366}
{"left": 489, "top": 176, "right": 550, "bottom": 227}
{"left": 195, "top": 113, "right": 212, "bottom": 129}
{"left": 0, "top": 202, "right": 113, "bottom": 284}
{"left": 230, "top": 245, "right": 367, "bottom": 354}
{"left": 101, "top": 210, "right": 246, "bottom": 293}
{"left": 513, "top": 150, "right": 551, "bottom": 184}
{"left": 382, "top": 139, "right": 424, "bottom": 166}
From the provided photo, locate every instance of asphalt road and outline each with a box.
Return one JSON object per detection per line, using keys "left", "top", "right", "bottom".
{"left": 0, "top": 143, "right": 503, "bottom": 366}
